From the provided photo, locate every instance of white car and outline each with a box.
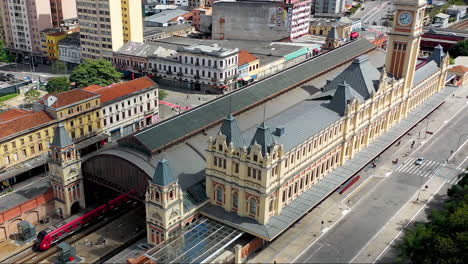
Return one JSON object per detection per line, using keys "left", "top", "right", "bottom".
{"left": 415, "top": 157, "right": 424, "bottom": 165}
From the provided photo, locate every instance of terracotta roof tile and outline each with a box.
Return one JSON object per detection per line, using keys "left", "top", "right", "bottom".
{"left": 43, "top": 89, "right": 98, "bottom": 108}
{"left": 0, "top": 109, "right": 30, "bottom": 122}
{"left": 83, "top": 77, "right": 157, "bottom": 104}
{"left": 0, "top": 110, "right": 54, "bottom": 140}
{"left": 450, "top": 65, "right": 468, "bottom": 73}
{"left": 238, "top": 50, "right": 257, "bottom": 66}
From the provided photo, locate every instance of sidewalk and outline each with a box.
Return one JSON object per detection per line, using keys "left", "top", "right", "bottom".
{"left": 248, "top": 193, "right": 349, "bottom": 263}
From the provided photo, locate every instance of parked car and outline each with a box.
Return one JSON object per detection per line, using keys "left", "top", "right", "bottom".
{"left": 415, "top": 157, "right": 424, "bottom": 165}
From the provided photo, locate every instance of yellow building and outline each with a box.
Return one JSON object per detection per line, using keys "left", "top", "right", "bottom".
{"left": 42, "top": 89, "right": 102, "bottom": 143}
{"left": 202, "top": 0, "right": 448, "bottom": 235}
{"left": 77, "top": 0, "right": 143, "bottom": 60}
{"left": 121, "top": 0, "right": 143, "bottom": 43}
{"left": 0, "top": 109, "right": 55, "bottom": 173}
{"left": 238, "top": 50, "right": 260, "bottom": 86}
{"left": 46, "top": 31, "right": 68, "bottom": 60}
{"left": 310, "top": 19, "right": 352, "bottom": 39}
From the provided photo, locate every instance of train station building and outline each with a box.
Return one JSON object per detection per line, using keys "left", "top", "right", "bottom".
{"left": 0, "top": 0, "right": 459, "bottom": 261}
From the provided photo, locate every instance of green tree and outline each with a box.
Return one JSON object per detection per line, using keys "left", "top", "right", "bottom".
{"left": 449, "top": 40, "right": 468, "bottom": 58}
{"left": 0, "top": 40, "right": 14, "bottom": 63}
{"left": 158, "top": 89, "right": 168, "bottom": 100}
{"left": 46, "top": 77, "right": 70, "bottom": 94}
{"left": 24, "top": 89, "right": 41, "bottom": 103}
{"left": 69, "top": 59, "right": 122, "bottom": 88}
{"left": 397, "top": 169, "right": 468, "bottom": 264}
{"left": 52, "top": 60, "right": 67, "bottom": 74}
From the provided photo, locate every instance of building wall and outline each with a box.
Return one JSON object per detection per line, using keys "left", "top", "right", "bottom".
{"left": 205, "top": 56, "right": 448, "bottom": 224}
{"left": 123, "top": 0, "right": 144, "bottom": 43}
{"left": 58, "top": 44, "right": 81, "bottom": 65}
{"left": 290, "top": 0, "right": 312, "bottom": 39}
{"left": 46, "top": 33, "right": 67, "bottom": 60}
{"left": 49, "top": 0, "right": 78, "bottom": 28}
{"left": 148, "top": 48, "right": 239, "bottom": 92}
{"left": 310, "top": 24, "right": 351, "bottom": 39}
{"left": 0, "top": 190, "right": 55, "bottom": 243}
{"left": 0, "top": 124, "right": 55, "bottom": 171}
{"left": 315, "top": 0, "right": 345, "bottom": 15}
{"left": 47, "top": 98, "right": 102, "bottom": 143}
{"left": 78, "top": 0, "right": 143, "bottom": 60}
{"left": 1, "top": 0, "right": 53, "bottom": 56}
{"left": 212, "top": 1, "right": 291, "bottom": 41}
{"left": 101, "top": 89, "right": 159, "bottom": 140}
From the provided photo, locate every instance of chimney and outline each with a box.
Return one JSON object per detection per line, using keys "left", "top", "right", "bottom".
{"left": 275, "top": 127, "right": 285, "bottom": 137}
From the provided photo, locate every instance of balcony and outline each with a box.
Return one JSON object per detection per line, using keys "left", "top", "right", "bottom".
{"left": 194, "top": 75, "right": 200, "bottom": 79}
{"left": 166, "top": 70, "right": 172, "bottom": 75}
{"left": 177, "top": 72, "right": 183, "bottom": 77}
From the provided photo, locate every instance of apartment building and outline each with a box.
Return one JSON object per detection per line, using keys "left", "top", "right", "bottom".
{"left": 314, "top": 0, "right": 346, "bottom": 17}
{"left": 77, "top": 0, "right": 143, "bottom": 60}
{"left": 49, "top": 0, "right": 77, "bottom": 28}
{"left": 0, "top": 0, "right": 53, "bottom": 62}
{"left": 149, "top": 44, "right": 239, "bottom": 93}
{"left": 83, "top": 77, "right": 159, "bottom": 140}
{"left": 212, "top": 0, "right": 311, "bottom": 41}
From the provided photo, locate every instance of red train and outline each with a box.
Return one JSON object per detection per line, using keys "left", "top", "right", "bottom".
{"left": 36, "top": 192, "right": 136, "bottom": 251}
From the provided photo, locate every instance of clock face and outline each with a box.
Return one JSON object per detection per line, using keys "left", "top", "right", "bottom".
{"left": 398, "top": 12, "right": 413, "bottom": 26}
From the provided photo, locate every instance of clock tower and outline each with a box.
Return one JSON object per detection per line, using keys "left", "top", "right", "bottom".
{"left": 385, "top": 0, "right": 426, "bottom": 90}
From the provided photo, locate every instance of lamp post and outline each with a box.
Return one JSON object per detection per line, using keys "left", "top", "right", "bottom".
{"left": 445, "top": 128, "right": 468, "bottom": 163}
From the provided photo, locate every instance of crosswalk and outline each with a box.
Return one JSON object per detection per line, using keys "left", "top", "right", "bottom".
{"left": 395, "top": 157, "right": 464, "bottom": 184}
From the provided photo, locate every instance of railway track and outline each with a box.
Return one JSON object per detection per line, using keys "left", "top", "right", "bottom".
{"left": 3, "top": 206, "right": 143, "bottom": 263}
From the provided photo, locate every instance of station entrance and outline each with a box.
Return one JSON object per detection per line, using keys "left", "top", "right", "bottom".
{"left": 144, "top": 218, "right": 244, "bottom": 264}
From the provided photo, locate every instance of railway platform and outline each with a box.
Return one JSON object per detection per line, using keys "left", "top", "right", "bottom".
{"left": 41, "top": 208, "right": 146, "bottom": 263}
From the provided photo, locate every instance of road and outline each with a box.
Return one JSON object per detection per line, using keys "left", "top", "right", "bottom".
{"left": 0, "top": 61, "right": 68, "bottom": 83}
{"left": 353, "top": 0, "right": 393, "bottom": 34}
{"left": 294, "top": 93, "right": 468, "bottom": 263}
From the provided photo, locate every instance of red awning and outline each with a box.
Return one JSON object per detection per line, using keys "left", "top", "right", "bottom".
{"left": 351, "top": 32, "right": 359, "bottom": 38}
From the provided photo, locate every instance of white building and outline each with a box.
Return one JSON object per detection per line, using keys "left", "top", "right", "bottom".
{"left": 58, "top": 32, "right": 81, "bottom": 68}
{"left": 149, "top": 44, "right": 239, "bottom": 93}
{"left": 83, "top": 77, "right": 159, "bottom": 140}
{"left": 315, "top": 0, "right": 346, "bottom": 17}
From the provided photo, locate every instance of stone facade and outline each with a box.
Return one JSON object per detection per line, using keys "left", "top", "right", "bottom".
{"left": 204, "top": 0, "right": 448, "bottom": 226}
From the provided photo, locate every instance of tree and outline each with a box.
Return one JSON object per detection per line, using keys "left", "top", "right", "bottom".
{"left": 52, "top": 60, "right": 67, "bottom": 74}
{"left": 397, "top": 169, "right": 468, "bottom": 264}
{"left": 46, "top": 77, "right": 70, "bottom": 94}
{"left": 69, "top": 59, "right": 122, "bottom": 88}
{"left": 449, "top": 40, "right": 468, "bottom": 58}
{"left": 158, "top": 89, "right": 168, "bottom": 100}
{"left": 0, "top": 40, "right": 14, "bottom": 63}
{"left": 24, "top": 89, "right": 41, "bottom": 103}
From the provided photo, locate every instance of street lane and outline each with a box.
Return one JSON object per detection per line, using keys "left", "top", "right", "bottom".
{"left": 294, "top": 99, "right": 468, "bottom": 263}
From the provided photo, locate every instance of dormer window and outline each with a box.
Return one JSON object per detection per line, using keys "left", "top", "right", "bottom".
{"left": 155, "top": 191, "right": 160, "bottom": 201}
{"left": 218, "top": 144, "right": 222, "bottom": 151}
{"left": 169, "top": 190, "right": 173, "bottom": 199}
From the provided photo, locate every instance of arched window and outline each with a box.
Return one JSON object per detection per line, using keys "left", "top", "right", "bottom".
{"left": 216, "top": 187, "right": 223, "bottom": 203}
{"left": 232, "top": 192, "right": 238, "bottom": 209}
{"left": 66, "top": 150, "right": 71, "bottom": 159}
{"left": 155, "top": 191, "right": 160, "bottom": 201}
{"left": 249, "top": 198, "right": 257, "bottom": 215}
{"left": 269, "top": 198, "right": 274, "bottom": 212}
{"left": 54, "top": 151, "right": 59, "bottom": 160}
{"left": 169, "top": 190, "right": 173, "bottom": 199}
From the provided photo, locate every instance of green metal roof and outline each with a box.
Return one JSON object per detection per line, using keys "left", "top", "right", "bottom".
{"left": 126, "top": 39, "right": 376, "bottom": 153}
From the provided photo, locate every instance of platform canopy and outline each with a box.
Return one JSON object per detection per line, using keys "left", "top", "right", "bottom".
{"left": 145, "top": 218, "right": 243, "bottom": 264}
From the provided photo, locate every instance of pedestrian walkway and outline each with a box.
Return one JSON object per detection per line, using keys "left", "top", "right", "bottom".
{"left": 396, "top": 158, "right": 464, "bottom": 184}
{"left": 396, "top": 158, "right": 444, "bottom": 177}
